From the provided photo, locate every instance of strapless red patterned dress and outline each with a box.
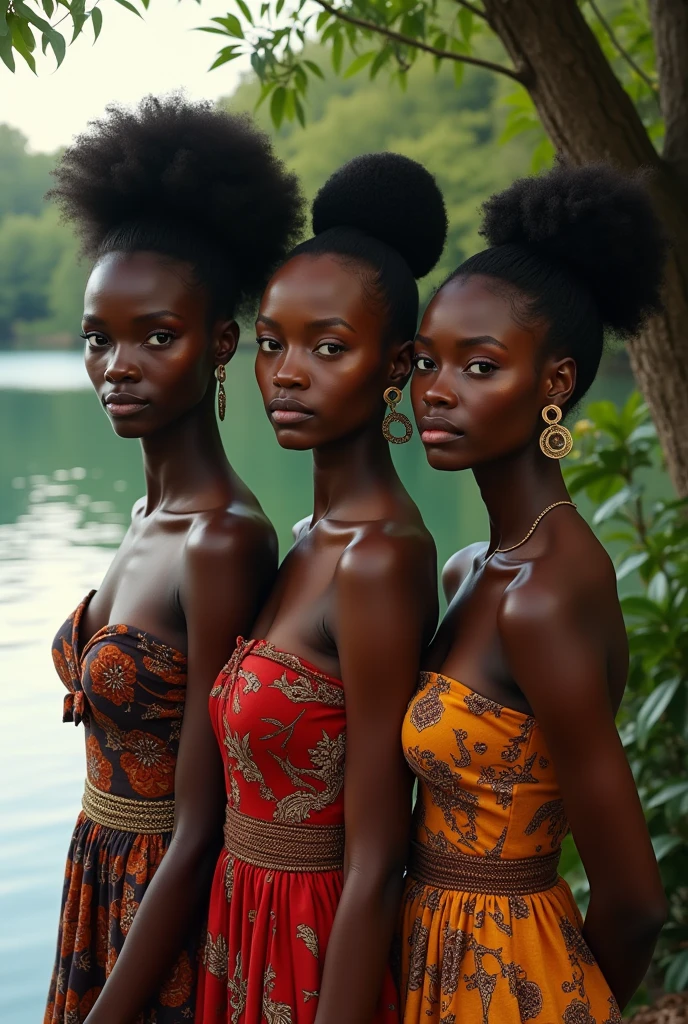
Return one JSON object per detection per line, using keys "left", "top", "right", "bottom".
{"left": 195, "top": 638, "right": 400, "bottom": 1023}
{"left": 45, "top": 592, "right": 197, "bottom": 1024}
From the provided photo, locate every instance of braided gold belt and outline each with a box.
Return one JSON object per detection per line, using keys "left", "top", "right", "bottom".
{"left": 82, "top": 778, "right": 175, "bottom": 834}
{"left": 409, "top": 841, "right": 560, "bottom": 896}
{"left": 224, "top": 805, "right": 344, "bottom": 872}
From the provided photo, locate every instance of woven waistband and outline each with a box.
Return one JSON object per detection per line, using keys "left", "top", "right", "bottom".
{"left": 409, "top": 841, "right": 560, "bottom": 896}
{"left": 82, "top": 777, "right": 175, "bottom": 834}
{"left": 224, "top": 805, "right": 344, "bottom": 872}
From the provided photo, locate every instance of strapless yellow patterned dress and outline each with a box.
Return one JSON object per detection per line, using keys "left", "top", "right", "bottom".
{"left": 399, "top": 671, "right": 621, "bottom": 1024}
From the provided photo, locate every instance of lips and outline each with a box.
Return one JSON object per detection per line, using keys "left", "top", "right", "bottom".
{"left": 103, "top": 392, "right": 150, "bottom": 418}
{"left": 418, "top": 415, "right": 464, "bottom": 445}
{"left": 268, "top": 396, "right": 314, "bottom": 426}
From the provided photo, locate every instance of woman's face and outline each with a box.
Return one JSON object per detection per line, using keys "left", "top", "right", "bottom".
{"left": 82, "top": 251, "right": 237, "bottom": 439}
{"left": 255, "top": 253, "right": 410, "bottom": 451}
{"left": 411, "top": 274, "right": 574, "bottom": 472}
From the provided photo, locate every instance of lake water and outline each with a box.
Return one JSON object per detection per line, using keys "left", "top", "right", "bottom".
{"left": 0, "top": 348, "right": 632, "bottom": 1022}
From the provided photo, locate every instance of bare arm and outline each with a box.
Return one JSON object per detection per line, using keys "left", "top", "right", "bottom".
{"left": 499, "top": 566, "right": 667, "bottom": 1010}
{"left": 442, "top": 543, "right": 484, "bottom": 604}
{"left": 314, "top": 531, "right": 437, "bottom": 1024}
{"left": 84, "top": 514, "right": 277, "bottom": 1024}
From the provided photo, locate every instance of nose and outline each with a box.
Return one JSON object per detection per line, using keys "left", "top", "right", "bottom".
{"left": 272, "top": 349, "right": 309, "bottom": 390}
{"left": 104, "top": 346, "right": 142, "bottom": 385}
{"left": 422, "top": 370, "right": 458, "bottom": 409}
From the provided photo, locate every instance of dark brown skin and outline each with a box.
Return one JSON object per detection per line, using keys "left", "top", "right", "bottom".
{"left": 77, "top": 251, "right": 277, "bottom": 1024}
{"left": 411, "top": 273, "right": 667, "bottom": 1012}
{"left": 254, "top": 252, "right": 438, "bottom": 1024}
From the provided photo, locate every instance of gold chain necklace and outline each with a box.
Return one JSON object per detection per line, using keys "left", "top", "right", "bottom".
{"left": 493, "top": 500, "right": 577, "bottom": 554}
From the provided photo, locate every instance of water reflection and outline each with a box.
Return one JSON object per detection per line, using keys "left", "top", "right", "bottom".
{"left": 0, "top": 349, "right": 630, "bottom": 1021}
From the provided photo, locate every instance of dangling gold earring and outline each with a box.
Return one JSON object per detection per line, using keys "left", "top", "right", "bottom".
{"left": 382, "top": 386, "right": 413, "bottom": 444}
{"left": 539, "top": 404, "right": 572, "bottom": 459}
{"left": 216, "top": 364, "right": 226, "bottom": 422}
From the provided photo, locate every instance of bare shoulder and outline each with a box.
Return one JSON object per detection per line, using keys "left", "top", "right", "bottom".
{"left": 292, "top": 514, "right": 312, "bottom": 541}
{"left": 498, "top": 515, "right": 618, "bottom": 637}
{"left": 130, "top": 496, "right": 146, "bottom": 522}
{"left": 336, "top": 519, "right": 435, "bottom": 590}
{"left": 442, "top": 542, "right": 488, "bottom": 603}
{"left": 183, "top": 503, "right": 277, "bottom": 571}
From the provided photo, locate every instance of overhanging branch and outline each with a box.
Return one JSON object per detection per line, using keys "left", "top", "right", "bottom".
{"left": 312, "top": 0, "right": 526, "bottom": 82}
{"left": 451, "top": 0, "right": 489, "bottom": 22}
{"left": 588, "top": 0, "right": 659, "bottom": 105}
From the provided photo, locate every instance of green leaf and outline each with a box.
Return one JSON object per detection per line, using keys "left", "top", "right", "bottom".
{"left": 636, "top": 677, "right": 681, "bottom": 747}
{"left": 42, "top": 0, "right": 54, "bottom": 16}
{"left": 648, "top": 571, "right": 669, "bottom": 604}
{"left": 294, "top": 93, "right": 306, "bottom": 128}
{"left": 315, "top": 10, "right": 331, "bottom": 31}
{"left": 331, "top": 31, "right": 343, "bottom": 73}
{"left": 370, "top": 45, "right": 391, "bottom": 80}
{"left": 45, "top": 27, "right": 66, "bottom": 65}
{"left": 616, "top": 550, "right": 649, "bottom": 581}
{"left": 665, "top": 949, "right": 688, "bottom": 994}
{"left": 303, "top": 58, "right": 324, "bottom": 78}
{"left": 270, "top": 85, "right": 287, "bottom": 129}
{"left": 212, "top": 13, "right": 243, "bottom": 38}
{"left": 9, "top": 15, "right": 36, "bottom": 70}
{"left": 210, "top": 45, "right": 241, "bottom": 70}
{"left": 646, "top": 781, "right": 688, "bottom": 810}
{"left": 453, "top": 59, "right": 464, "bottom": 87}
{"left": 233, "top": 0, "right": 253, "bottom": 25}
{"left": 593, "top": 485, "right": 633, "bottom": 525}
{"left": 91, "top": 6, "right": 103, "bottom": 42}
{"left": 344, "top": 50, "right": 375, "bottom": 78}
{"left": 0, "top": 0, "right": 8, "bottom": 37}
{"left": 621, "top": 595, "right": 664, "bottom": 620}
{"left": 276, "top": 0, "right": 285, "bottom": 15}
{"left": 651, "top": 833, "right": 682, "bottom": 862}
{"left": 0, "top": 25, "right": 14, "bottom": 68}
{"left": 255, "top": 79, "right": 277, "bottom": 110}
{"left": 113, "top": 0, "right": 143, "bottom": 18}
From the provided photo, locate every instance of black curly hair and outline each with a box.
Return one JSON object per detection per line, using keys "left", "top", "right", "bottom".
{"left": 450, "top": 163, "right": 667, "bottom": 407}
{"left": 48, "top": 94, "right": 306, "bottom": 320}
{"left": 291, "top": 152, "right": 447, "bottom": 342}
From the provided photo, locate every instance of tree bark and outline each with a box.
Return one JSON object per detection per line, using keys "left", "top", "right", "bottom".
{"left": 482, "top": 0, "right": 688, "bottom": 497}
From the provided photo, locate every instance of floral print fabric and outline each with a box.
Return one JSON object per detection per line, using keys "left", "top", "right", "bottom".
{"left": 195, "top": 638, "right": 399, "bottom": 1023}
{"left": 399, "top": 671, "right": 621, "bottom": 1024}
{"left": 45, "top": 593, "right": 197, "bottom": 1024}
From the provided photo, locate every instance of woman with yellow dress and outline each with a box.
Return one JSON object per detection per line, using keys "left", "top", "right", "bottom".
{"left": 400, "top": 164, "right": 668, "bottom": 1023}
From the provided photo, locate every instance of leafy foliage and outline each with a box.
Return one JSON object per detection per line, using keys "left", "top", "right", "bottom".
{"left": 199, "top": 0, "right": 663, "bottom": 165}
{"left": 0, "top": 0, "right": 146, "bottom": 74}
{"left": 563, "top": 394, "right": 688, "bottom": 994}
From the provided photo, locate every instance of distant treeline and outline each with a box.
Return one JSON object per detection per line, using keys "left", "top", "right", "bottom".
{"left": 1, "top": 52, "right": 533, "bottom": 351}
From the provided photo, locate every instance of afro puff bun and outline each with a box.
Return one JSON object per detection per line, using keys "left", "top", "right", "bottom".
{"left": 49, "top": 94, "right": 305, "bottom": 314}
{"left": 312, "top": 152, "right": 447, "bottom": 280}
{"left": 479, "top": 163, "right": 666, "bottom": 337}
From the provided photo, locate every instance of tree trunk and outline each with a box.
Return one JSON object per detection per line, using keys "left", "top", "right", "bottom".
{"left": 482, "top": 0, "right": 688, "bottom": 496}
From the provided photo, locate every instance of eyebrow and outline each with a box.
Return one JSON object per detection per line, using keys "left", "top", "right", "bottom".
{"left": 256, "top": 314, "right": 356, "bottom": 332}
{"left": 415, "top": 333, "right": 507, "bottom": 352}
{"left": 82, "top": 310, "right": 184, "bottom": 325}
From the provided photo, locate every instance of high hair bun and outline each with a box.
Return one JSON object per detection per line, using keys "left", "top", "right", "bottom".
{"left": 479, "top": 163, "right": 666, "bottom": 336}
{"left": 49, "top": 94, "right": 305, "bottom": 309}
{"left": 311, "top": 152, "right": 447, "bottom": 279}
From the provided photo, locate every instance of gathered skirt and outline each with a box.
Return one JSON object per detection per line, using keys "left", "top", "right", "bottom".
{"left": 196, "top": 848, "right": 401, "bottom": 1023}
{"left": 45, "top": 811, "right": 198, "bottom": 1024}
{"left": 399, "top": 874, "right": 621, "bottom": 1024}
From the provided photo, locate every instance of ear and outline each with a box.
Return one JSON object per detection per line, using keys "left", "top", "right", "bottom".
{"left": 543, "top": 355, "right": 576, "bottom": 410}
{"left": 387, "top": 339, "right": 414, "bottom": 389}
{"left": 214, "top": 320, "right": 240, "bottom": 368}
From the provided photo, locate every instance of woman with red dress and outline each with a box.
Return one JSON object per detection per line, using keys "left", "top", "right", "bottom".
{"left": 44, "top": 96, "right": 304, "bottom": 1024}
{"left": 195, "top": 153, "right": 448, "bottom": 1024}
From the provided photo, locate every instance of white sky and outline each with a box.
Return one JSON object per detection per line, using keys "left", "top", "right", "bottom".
{"left": 1, "top": 1, "right": 250, "bottom": 153}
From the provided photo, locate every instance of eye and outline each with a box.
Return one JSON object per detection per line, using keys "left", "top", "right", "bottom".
{"left": 466, "top": 360, "right": 496, "bottom": 376}
{"left": 146, "top": 331, "right": 175, "bottom": 347}
{"left": 257, "top": 337, "right": 282, "bottom": 353}
{"left": 81, "top": 331, "right": 109, "bottom": 349}
{"left": 315, "top": 341, "right": 346, "bottom": 357}
{"left": 413, "top": 355, "right": 436, "bottom": 372}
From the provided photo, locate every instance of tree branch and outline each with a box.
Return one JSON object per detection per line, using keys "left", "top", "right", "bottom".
{"left": 312, "top": 0, "right": 526, "bottom": 82}
{"left": 648, "top": 0, "right": 688, "bottom": 177}
{"left": 588, "top": 0, "right": 659, "bottom": 104}
{"left": 451, "top": 0, "right": 489, "bottom": 22}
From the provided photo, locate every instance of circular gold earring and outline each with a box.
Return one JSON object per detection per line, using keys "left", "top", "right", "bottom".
{"left": 539, "top": 404, "right": 572, "bottom": 459}
{"left": 382, "top": 386, "right": 413, "bottom": 444}
{"left": 216, "top": 364, "right": 226, "bottom": 422}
